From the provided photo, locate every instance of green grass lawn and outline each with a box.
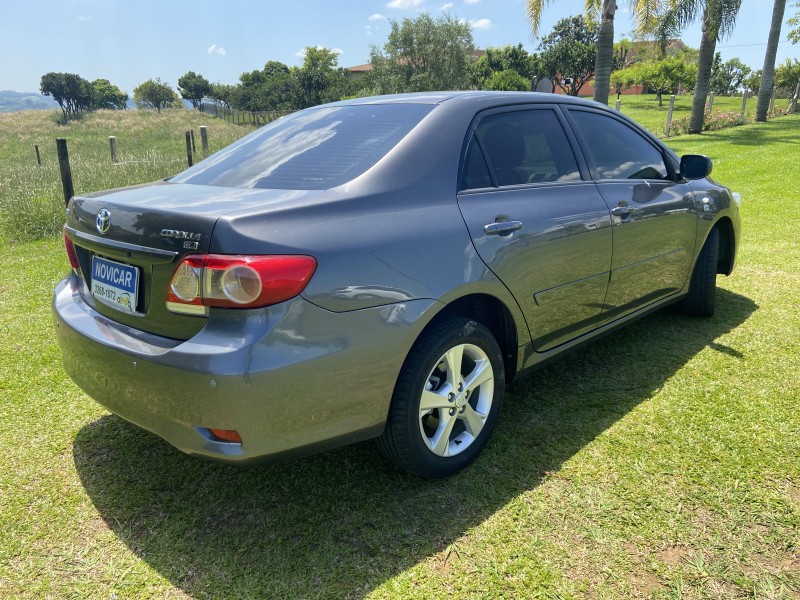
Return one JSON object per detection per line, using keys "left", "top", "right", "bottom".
{"left": 0, "top": 109, "right": 248, "bottom": 242}
{"left": 617, "top": 94, "right": 792, "bottom": 138}
{"left": 0, "top": 110, "right": 798, "bottom": 598}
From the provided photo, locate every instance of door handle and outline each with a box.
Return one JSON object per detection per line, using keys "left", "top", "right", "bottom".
{"left": 611, "top": 206, "right": 636, "bottom": 217}
{"left": 484, "top": 220, "right": 523, "bottom": 235}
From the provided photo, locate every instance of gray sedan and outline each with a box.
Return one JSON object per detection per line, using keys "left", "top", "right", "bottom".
{"left": 53, "top": 92, "right": 741, "bottom": 478}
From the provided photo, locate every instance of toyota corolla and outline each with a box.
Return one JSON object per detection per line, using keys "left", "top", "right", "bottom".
{"left": 53, "top": 92, "right": 741, "bottom": 478}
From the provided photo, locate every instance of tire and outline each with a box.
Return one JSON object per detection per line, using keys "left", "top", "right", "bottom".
{"left": 679, "top": 227, "right": 720, "bottom": 317}
{"left": 377, "top": 316, "right": 505, "bottom": 478}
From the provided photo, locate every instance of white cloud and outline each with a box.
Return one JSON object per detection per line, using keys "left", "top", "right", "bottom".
{"left": 368, "top": 13, "right": 387, "bottom": 20}
{"left": 77, "top": 15, "right": 92, "bottom": 21}
{"left": 464, "top": 0, "right": 480, "bottom": 4}
{"left": 208, "top": 44, "right": 226, "bottom": 56}
{"left": 439, "top": 2, "right": 454, "bottom": 9}
{"left": 469, "top": 18, "right": 492, "bottom": 30}
{"left": 332, "top": 48, "right": 343, "bottom": 55}
{"left": 386, "top": 0, "right": 422, "bottom": 9}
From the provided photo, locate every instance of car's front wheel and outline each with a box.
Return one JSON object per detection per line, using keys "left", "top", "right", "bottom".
{"left": 377, "top": 316, "right": 504, "bottom": 478}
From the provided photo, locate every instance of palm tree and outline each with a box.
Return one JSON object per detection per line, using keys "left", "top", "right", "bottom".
{"left": 526, "top": 1, "right": 663, "bottom": 105}
{"left": 658, "top": 0, "right": 742, "bottom": 134}
{"left": 756, "top": 0, "right": 788, "bottom": 121}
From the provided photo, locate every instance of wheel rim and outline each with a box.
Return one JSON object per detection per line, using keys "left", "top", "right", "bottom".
{"left": 418, "top": 343, "right": 494, "bottom": 457}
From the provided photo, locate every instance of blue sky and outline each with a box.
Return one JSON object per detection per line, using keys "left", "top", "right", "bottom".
{"left": 1, "top": 0, "right": 797, "bottom": 95}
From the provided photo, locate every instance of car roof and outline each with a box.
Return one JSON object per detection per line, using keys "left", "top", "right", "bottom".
{"left": 327, "top": 91, "right": 611, "bottom": 110}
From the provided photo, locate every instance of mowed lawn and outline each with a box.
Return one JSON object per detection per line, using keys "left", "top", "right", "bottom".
{"left": 0, "top": 113, "right": 798, "bottom": 598}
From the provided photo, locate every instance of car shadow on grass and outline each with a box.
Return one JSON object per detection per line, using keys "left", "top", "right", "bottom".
{"left": 73, "top": 288, "right": 757, "bottom": 598}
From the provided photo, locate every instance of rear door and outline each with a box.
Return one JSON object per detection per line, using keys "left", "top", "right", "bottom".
{"left": 457, "top": 106, "right": 613, "bottom": 352}
{"left": 564, "top": 108, "right": 698, "bottom": 322}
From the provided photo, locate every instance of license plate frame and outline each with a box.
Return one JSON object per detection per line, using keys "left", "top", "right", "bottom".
{"left": 90, "top": 255, "right": 139, "bottom": 314}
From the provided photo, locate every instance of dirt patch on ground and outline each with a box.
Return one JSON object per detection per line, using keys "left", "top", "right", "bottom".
{"left": 657, "top": 545, "right": 691, "bottom": 566}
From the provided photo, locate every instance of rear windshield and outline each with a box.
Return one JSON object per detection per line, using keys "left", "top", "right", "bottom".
{"left": 171, "top": 104, "right": 433, "bottom": 190}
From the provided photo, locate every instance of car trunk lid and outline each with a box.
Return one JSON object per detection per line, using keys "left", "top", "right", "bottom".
{"left": 65, "top": 181, "right": 280, "bottom": 340}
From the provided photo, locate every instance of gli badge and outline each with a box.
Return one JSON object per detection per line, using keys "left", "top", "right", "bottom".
{"left": 96, "top": 208, "right": 111, "bottom": 234}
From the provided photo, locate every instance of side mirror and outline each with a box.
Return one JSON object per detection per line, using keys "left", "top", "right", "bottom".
{"left": 680, "top": 154, "right": 713, "bottom": 180}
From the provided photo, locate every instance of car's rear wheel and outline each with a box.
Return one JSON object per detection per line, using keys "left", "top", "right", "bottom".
{"left": 377, "top": 316, "right": 504, "bottom": 478}
{"left": 680, "top": 227, "right": 720, "bottom": 317}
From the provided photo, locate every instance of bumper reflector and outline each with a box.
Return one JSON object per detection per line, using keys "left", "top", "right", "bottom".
{"left": 207, "top": 428, "right": 243, "bottom": 444}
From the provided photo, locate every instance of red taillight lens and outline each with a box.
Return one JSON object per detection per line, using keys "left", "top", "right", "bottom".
{"left": 64, "top": 227, "right": 80, "bottom": 271}
{"left": 207, "top": 428, "right": 243, "bottom": 444}
{"left": 167, "top": 254, "right": 317, "bottom": 315}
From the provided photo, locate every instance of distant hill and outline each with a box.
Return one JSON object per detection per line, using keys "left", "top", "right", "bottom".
{"left": 0, "top": 90, "right": 60, "bottom": 113}
{"left": 0, "top": 90, "right": 192, "bottom": 112}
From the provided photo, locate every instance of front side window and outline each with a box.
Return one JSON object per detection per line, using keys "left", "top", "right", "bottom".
{"left": 171, "top": 104, "right": 433, "bottom": 190}
{"left": 467, "top": 109, "right": 581, "bottom": 189}
{"left": 568, "top": 110, "right": 670, "bottom": 181}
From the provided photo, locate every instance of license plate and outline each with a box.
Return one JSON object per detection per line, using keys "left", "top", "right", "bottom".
{"left": 90, "top": 256, "right": 139, "bottom": 314}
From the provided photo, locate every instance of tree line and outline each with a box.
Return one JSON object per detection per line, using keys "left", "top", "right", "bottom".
{"left": 40, "top": 73, "right": 128, "bottom": 121}
{"left": 40, "top": 4, "right": 800, "bottom": 133}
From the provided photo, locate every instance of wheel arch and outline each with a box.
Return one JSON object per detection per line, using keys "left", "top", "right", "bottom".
{"left": 712, "top": 216, "right": 736, "bottom": 276}
{"left": 417, "top": 293, "right": 521, "bottom": 384}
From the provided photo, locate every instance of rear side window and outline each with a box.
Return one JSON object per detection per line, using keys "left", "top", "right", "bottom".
{"left": 462, "top": 109, "right": 580, "bottom": 190}
{"left": 568, "top": 110, "right": 670, "bottom": 180}
{"left": 171, "top": 104, "right": 433, "bottom": 190}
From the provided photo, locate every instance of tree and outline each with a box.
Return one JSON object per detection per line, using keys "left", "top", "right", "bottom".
{"left": 40, "top": 72, "right": 70, "bottom": 120}
{"left": 787, "top": 1, "right": 800, "bottom": 43}
{"left": 177, "top": 71, "right": 212, "bottom": 108}
{"left": 208, "top": 82, "right": 235, "bottom": 109}
{"left": 657, "top": 0, "right": 742, "bottom": 133}
{"left": 742, "top": 70, "right": 761, "bottom": 95}
{"left": 133, "top": 79, "right": 181, "bottom": 112}
{"left": 92, "top": 79, "right": 128, "bottom": 110}
{"left": 526, "top": 0, "right": 665, "bottom": 105}
{"left": 756, "top": 0, "right": 787, "bottom": 121}
{"left": 538, "top": 16, "right": 597, "bottom": 96}
{"left": 709, "top": 54, "right": 751, "bottom": 95}
{"left": 473, "top": 44, "right": 543, "bottom": 90}
{"left": 483, "top": 70, "right": 533, "bottom": 91}
{"left": 775, "top": 58, "right": 800, "bottom": 111}
{"left": 368, "top": 13, "right": 475, "bottom": 94}
{"left": 40, "top": 72, "right": 93, "bottom": 121}
{"left": 293, "top": 47, "right": 351, "bottom": 108}
{"left": 612, "top": 55, "right": 697, "bottom": 105}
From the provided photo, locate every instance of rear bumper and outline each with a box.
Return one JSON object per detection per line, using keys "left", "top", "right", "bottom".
{"left": 53, "top": 275, "right": 436, "bottom": 463}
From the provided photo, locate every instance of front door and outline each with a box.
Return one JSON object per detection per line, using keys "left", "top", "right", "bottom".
{"left": 565, "top": 108, "right": 698, "bottom": 322}
{"left": 457, "top": 107, "right": 613, "bottom": 352}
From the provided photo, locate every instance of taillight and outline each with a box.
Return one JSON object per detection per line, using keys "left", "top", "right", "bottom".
{"left": 64, "top": 227, "right": 80, "bottom": 272}
{"left": 166, "top": 254, "right": 317, "bottom": 315}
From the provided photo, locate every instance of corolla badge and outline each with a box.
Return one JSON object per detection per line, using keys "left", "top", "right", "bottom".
{"left": 161, "top": 228, "right": 202, "bottom": 249}
{"left": 96, "top": 208, "right": 111, "bottom": 234}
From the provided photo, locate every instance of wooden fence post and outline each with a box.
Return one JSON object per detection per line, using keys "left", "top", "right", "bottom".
{"left": 109, "top": 136, "right": 118, "bottom": 163}
{"left": 199, "top": 126, "right": 208, "bottom": 151}
{"left": 665, "top": 95, "right": 676, "bottom": 137}
{"left": 707, "top": 92, "right": 715, "bottom": 115}
{"left": 740, "top": 92, "right": 748, "bottom": 119}
{"left": 190, "top": 129, "right": 196, "bottom": 153}
{"left": 185, "top": 131, "right": 193, "bottom": 167}
{"left": 35, "top": 144, "right": 42, "bottom": 167}
{"left": 56, "top": 138, "right": 74, "bottom": 207}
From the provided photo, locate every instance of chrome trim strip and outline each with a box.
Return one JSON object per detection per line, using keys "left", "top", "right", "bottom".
{"left": 66, "top": 227, "right": 179, "bottom": 258}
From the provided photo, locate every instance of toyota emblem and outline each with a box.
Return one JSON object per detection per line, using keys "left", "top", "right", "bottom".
{"left": 96, "top": 208, "right": 111, "bottom": 234}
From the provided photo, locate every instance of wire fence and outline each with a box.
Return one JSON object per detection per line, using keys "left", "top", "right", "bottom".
{"left": 198, "top": 103, "right": 293, "bottom": 127}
